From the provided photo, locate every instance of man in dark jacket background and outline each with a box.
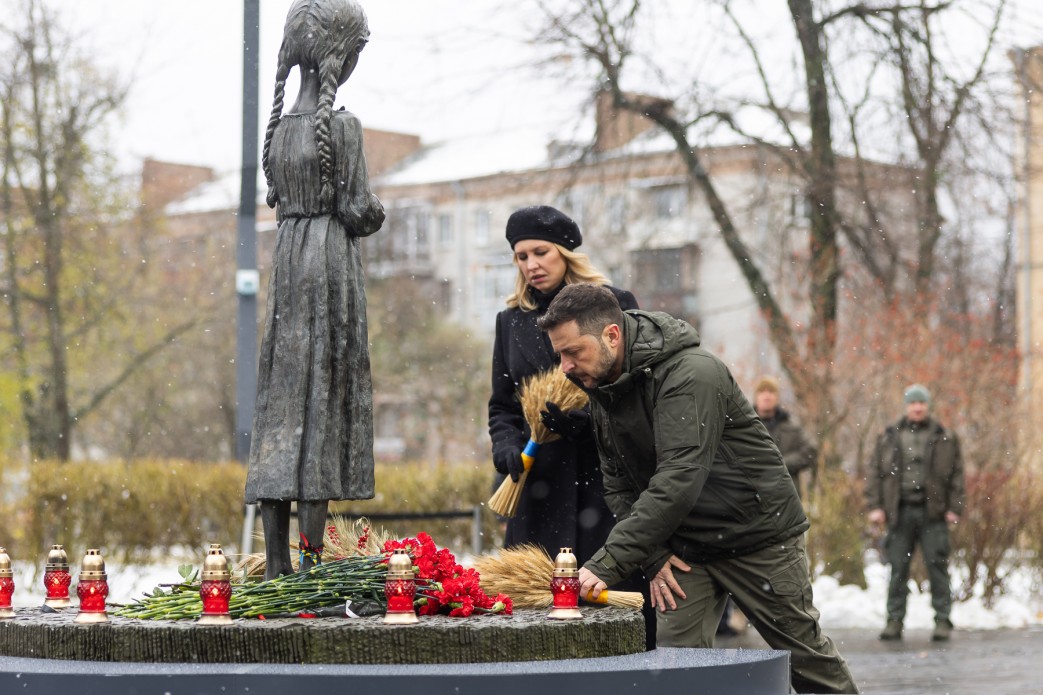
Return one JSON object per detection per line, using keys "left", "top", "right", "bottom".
{"left": 754, "top": 376, "right": 818, "bottom": 499}
{"left": 538, "top": 284, "right": 858, "bottom": 695}
{"left": 865, "top": 384, "right": 965, "bottom": 643}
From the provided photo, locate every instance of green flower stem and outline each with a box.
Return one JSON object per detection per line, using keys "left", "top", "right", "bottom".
{"left": 113, "top": 555, "right": 424, "bottom": 620}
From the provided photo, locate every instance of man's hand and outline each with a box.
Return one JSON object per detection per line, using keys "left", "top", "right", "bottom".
{"left": 578, "top": 567, "right": 607, "bottom": 603}
{"left": 945, "top": 511, "right": 960, "bottom": 525}
{"left": 540, "top": 402, "right": 590, "bottom": 441}
{"left": 867, "top": 508, "right": 886, "bottom": 526}
{"left": 651, "top": 555, "right": 691, "bottom": 612}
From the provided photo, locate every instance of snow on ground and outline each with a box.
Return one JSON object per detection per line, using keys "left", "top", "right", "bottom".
{"left": 813, "top": 551, "right": 1043, "bottom": 630}
{"left": 11, "top": 550, "right": 1043, "bottom": 630}
{"left": 11, "top": 556, "right": 193, "bottom": 608}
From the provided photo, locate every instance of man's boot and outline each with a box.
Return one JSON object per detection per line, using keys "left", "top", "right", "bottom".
{"left": 879, "top": 619, "right": 903, "bottom": 641}
{"left": 932, "top": 618, "right": 953, "bottom": 641}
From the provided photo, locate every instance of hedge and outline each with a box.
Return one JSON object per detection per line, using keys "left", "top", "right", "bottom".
{"left": 0, "top": 458, "right": 501, "bottom": 566}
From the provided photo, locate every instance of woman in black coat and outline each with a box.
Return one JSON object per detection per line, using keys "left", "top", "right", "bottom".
{"left": 488, "top": 205, "right": 638, "bottom": 569}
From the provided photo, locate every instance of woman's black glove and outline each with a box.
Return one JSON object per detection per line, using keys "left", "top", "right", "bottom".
{"left": 493, "top": 445, "right": 526, "bottom": 483}
{"left": 540, "top": 402, "right": 591, "bottom": 441}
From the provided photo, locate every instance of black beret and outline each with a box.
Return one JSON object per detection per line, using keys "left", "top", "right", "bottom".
{"left": 505, "top": 205, "right": 582, "bottom": 251}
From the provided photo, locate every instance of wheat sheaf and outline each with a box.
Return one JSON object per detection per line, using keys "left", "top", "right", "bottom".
{"left": 487, "top": 368, "right": 589, "bottom": 518}
{"left": 472, "top": 544, "right": 643, "bottom": 609}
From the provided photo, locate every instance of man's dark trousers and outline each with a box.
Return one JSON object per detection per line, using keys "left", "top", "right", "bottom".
{"left": 884, "top": 503, "right": 952, "bottom": 623}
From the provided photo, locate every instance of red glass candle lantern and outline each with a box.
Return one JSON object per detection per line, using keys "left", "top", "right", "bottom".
{"left": 0, "top": 547, "right": 15, "bottom": 619}
{"left": 74, "top": 549, "right": 109, "bottom": 624}
{"left": 198, "top": 543, "right": 233, "bottom": 625}
{"left": 548, "top": 547, "right": 582, "bottom": 620}
{"left": 383, "top": 548, "right": 418, "bottom": 625}
{"left": 43, "top": 544, "right": 73, "bottom": 609}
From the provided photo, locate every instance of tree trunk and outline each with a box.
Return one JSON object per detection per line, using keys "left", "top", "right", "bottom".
{"left": 789, "top": 0, "right": 839, "bottom": 428}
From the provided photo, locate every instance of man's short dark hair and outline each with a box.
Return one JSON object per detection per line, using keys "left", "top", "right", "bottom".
{"left": 537, "top": 283, "right": 625, "bottom": 336}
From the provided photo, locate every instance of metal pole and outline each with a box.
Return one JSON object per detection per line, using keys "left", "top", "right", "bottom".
{"left": 238, "top": 0, "right": 261, "bottom": 555}
{"left": 471, "top": 505, "right": 483, "bottom": 557}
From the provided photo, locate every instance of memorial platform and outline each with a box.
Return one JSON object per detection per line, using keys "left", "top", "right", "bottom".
{"left": 0, "top": 607, "right": 790, "bottom": 694}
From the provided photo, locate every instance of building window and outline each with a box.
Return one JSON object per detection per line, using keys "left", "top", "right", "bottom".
{"left": 438, "top": 213, "right": 453, "bottom": 247}
{"left": 632, "top": 247, "right": 683, "bottom": 290}
{"left": 412, "top": 210, "right": 429, "bottom": 254}
{"left": 627, "top": 244, "right": 699, "bottom": 325}
{"left": 607, "top": 194, "right": 626, "bottom": 234}
{"left": 474, "top": 209, "right": 491, "bottom": 246}
{"left": 650, "top": 185, "right": 685, "bottom": 219}
{"left": 437, "top": 278, "right": 452, "bottom": 308}
{"left": 476, "top": 259, "right": 517, "bottom": 326}
{"left": 553, "top": 191, "right": 586, "bottom": 230}
{"left": 364, "top": 204, "right": 430, "bottom": 267}
{"left": 790, "top": 192, "right": 810, "bottom": 224}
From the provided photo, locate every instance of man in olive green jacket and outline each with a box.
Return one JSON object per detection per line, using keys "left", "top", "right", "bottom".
{"left": 865, "top": 384, "right": 964, "bottom": 642}
{"left": 538, "top": 284, "right": 858, "bottom": 695}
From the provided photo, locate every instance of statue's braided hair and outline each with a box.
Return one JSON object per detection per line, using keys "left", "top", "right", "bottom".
{"left": 262, "top": 0, "right": 370, "bottom": 210}
{"left": 314, "top": 54, "right": 342, "bottom": 208}
{"left": 261, "top": 60, "right": 289, "bottom": 209}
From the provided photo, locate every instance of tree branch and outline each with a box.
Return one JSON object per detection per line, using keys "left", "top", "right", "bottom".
{"left": 819, "top": 1, "right": 954, "bottom": 26}
{"left": 72, "top": 320, "right": 199, "bottom": 423}
{"left": 723, "top": 3, "right": 805, "bottom": 156}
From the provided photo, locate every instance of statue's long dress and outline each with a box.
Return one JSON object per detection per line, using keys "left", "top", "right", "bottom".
{"left": 245, "top": 110, "right": 384, "bottom": 503}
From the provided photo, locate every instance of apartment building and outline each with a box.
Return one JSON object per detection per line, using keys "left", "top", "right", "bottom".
{"left": 147, "top": 92, "right": 917, "bottom": 460}
{"left": 367, "top": 93, "right": 845, "bottom": 379}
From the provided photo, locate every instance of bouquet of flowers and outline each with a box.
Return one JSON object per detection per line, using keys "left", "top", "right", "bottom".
{"left": 488, "top": 368, "right": 589, "bottom": 517}
{"left": 384, "top": 532, "right": 511, "bottom": 617}
{"left": 114, "top": 525, "right": 512, "bottom": 620}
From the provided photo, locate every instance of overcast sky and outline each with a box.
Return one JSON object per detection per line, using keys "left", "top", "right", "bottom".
{"left": 56, "top": 0, "right": 585, "bottom": 174}
{"left": 48, "top": 0, "right": 1043, "bottom": 176}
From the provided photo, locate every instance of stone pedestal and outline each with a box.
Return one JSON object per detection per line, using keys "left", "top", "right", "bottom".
{"left": 0, "top": 606, "right": 642, "bottom": 664}
{"left": 0, "top": 648, "right": 789, "bottom": 695}
{"left": 0, "top": 607, "right": 790, "bottom": 694}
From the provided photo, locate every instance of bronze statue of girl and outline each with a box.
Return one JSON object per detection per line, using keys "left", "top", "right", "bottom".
{"left": 245, "top": 0, "right": 384, "bottom": 579}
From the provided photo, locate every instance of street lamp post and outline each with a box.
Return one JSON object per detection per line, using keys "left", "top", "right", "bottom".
{"left": 237, "top": 0, "right": 260, "bottom": 555}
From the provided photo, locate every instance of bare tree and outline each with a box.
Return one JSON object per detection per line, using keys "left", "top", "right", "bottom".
{"left": 535, "top": 0, "right": 1017, "bottom": 420}
{"left": 831, "top": 0, "right": 1009, "bottom": 298}
{"left": 0, "top": 1, "right": 193, "bottom": 460}
{"left": 531, "top": 0, "right": 1024, "bottom": 587}
{"left": 536, "top": 0, "right": 844, "bottom": 457}
{"left": 368, "top": 276, "right": 490, "bottom": 464}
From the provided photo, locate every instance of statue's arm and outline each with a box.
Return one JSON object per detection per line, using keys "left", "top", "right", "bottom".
{"left": 335, "top": 113, "right": 384, "bottom": 236}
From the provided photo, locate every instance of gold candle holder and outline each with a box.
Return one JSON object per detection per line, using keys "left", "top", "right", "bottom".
{"left": 43, "top": 544, "right": 73, "bottom": 609}
{"left": 548, "top": 547, "right": 583, "bottom": 620}
{"left": 0, "top": 547, "right": 15, "bottom": 619}
{"left": 198, "top": 543, "right": 233, "bottom": 625}
{"left": 74, "top": 549, "right": 109, "bottom": 624}
{"left": 383, "top": 548, "right": 419, "bottom": 625}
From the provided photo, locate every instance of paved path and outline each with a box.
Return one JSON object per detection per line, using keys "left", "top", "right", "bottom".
{"left": 717, "top": 626, "right": 1043, "bottom": 694}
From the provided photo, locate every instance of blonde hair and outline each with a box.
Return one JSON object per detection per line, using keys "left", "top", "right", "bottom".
{"left": 505, "top": 244, "right": 611, "bottom": 311}
{"left": 262, "top": 0, "right": 370, "bottom": 210}
{"left": 754, "top": 376, "right": 781, "bottom": 395}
